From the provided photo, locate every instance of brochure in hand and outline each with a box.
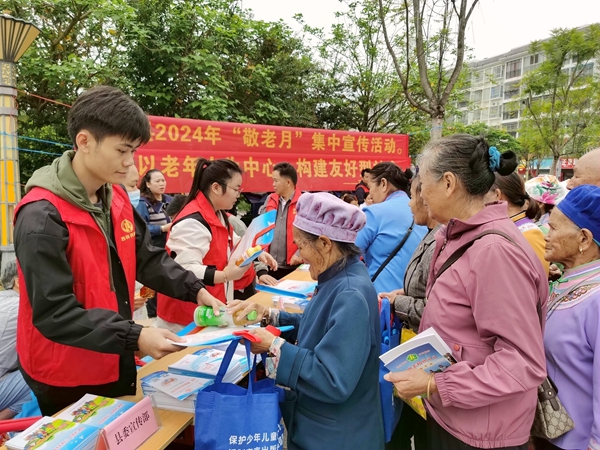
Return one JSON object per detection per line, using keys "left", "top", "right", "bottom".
{"left": 168, "top": 324, "right": 294, "bottom": 347}
{"left": 380, "top": 327, "right": 455, "bottom": 420}
{"left": 380, "top": 327, "right": 455, "bottom": 373}
{"left": 230, "top": 210, "right": 276, "bottom": 266}
{"left": 256, "top": 279, "right": 317, "bottom": 300}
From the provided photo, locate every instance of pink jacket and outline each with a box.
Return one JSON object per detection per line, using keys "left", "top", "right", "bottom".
{"left": 420, "top": 202, "right": 548, "bottom": 448}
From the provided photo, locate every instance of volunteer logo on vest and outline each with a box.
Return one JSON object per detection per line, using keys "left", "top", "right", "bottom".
{"left": 120, "top": 219, "right": 135, "bottom": 242}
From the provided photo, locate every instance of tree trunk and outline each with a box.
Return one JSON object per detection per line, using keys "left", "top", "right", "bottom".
{"left": 550, "top": 154, "right": 560, "bottom": 178}
{"left": 430, "top": 116, "right": 443, "bottom": 140}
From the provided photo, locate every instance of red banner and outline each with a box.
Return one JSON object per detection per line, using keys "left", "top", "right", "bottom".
{"left": 137, "top": 116, "right": 410, "bottom": 193}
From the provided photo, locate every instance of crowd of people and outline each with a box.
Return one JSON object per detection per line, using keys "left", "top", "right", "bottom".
{"left": 1, "top": 85, "right": 600, "bottom": 450}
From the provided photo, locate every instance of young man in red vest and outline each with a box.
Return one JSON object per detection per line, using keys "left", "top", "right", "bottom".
{"left": 355, "top": 168, "right": 371, "bottom": 204}
{"left": 13, "top": 86, "right": 222, "bottom": 415}
{"left": 260, "top": 162, "right": 303, "bottom": 284}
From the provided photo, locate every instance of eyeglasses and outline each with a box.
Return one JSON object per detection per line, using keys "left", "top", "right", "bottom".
{"left": 227, "top": 185, "right": 243, "bottom": 194}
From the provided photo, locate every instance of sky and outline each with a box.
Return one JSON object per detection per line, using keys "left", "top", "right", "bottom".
{"left": 242, "top": 0, "right": 600, "bottom": 61}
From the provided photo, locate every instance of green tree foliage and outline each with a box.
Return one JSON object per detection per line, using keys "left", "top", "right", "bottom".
{"left": 123, "top": 0, "right": 320, "bottom": 126}
{"left": 313, "top": 1, "right": 427, "bottom": 134}
{"left": 5, "top": 0, "right": 323, "bottom": 185}
{"left": 520, "top": 25, "right": 600, "bottom": 173}
{"left": 376, "top": 0, "right": 479, "bottom": 139}
{"left": 444, "top": 122, "right": 523, "bottom": 155}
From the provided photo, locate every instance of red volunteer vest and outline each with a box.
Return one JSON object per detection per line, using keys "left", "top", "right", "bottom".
{"left": 265, "top": 190, "right": 301, "bottom": 265}
{"left": 157, "top": 193, "right": 233, "bottom": 325}
{"left": 14, "top": 186, "right": 136, "bottom": 387}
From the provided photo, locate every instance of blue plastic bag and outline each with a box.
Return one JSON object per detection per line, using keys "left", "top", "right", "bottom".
{"left": 195, "top": 340, "right": 285, "bottom": 450}
{"left": 379, "top": 297, "right": 403, "bottom": 443}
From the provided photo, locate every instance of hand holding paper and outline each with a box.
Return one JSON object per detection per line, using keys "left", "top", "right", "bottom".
{"left": 384, "top": 368, "right": 437, "bottom": 399}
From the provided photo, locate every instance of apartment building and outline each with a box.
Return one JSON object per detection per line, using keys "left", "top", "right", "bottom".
{"left": 454, "top": 32, "right": 598, "bottom": 138}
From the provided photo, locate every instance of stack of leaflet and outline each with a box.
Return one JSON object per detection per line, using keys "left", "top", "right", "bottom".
{"left": 6, "top": 394, "right": 136, "bottom": 450}
{"left": 168, "top": 347, "right": 249, "bottom": 384}
{"left": 140, "top": 371, "right": 213, "bottom": 413}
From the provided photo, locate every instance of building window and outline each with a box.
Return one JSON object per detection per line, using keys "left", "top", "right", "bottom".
{"left": 506, "top": 59, "right": 522, "bottom": 79}
{"left": 493, "top": 65, "right": 504, "bottom": 80}
{"left": 489, "top": 105, "right": 501, "bottom": 119}
{"left": 504, "top": 82, "right": 520, "bottom": 100}
{"left": 491, "top": 85, "right": 503, "bottom": 99}
{"left": 577, "top": 62, "right": 594, "bottom": 78}
{"left": 503, "top": 109, "right": 519, "bottom": 120}
{"left": 472, "top": 109, "right": 481, "bottom": 122}
{"left": 471, "top": 90, "right": 482, "bottom": 103}
{"left": 472, "top": 71, "right": 483, "bottom": 84}
{"left": 530, "top": 54, "right": 539, "bottom": 65}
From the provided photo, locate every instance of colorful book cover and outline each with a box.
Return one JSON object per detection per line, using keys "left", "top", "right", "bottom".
{"left": 384, "top": 342, "right": 453, "bottom": 374}
{"left": 140, "top": 371, "right": 213, "bottom": 400}
{"left": 55, "top": 394, "right": 135, "bottom": 429}
{"left": 381, "top": 327, "right": 455, "bottom": 420}
{"left": 6, "top": 417, "right": 99, "bottom": 450}
{"left": 256, "top": 279, "right": 317, "bottom": 299}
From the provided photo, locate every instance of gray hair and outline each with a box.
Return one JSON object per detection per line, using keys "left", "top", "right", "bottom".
{"left": 1, "top": 260, "right": 18, "bottom": 290}
{"left": 418, "top": 134, "right": 518, "bottom": 197}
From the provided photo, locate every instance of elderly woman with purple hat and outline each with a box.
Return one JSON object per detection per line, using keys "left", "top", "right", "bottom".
{"left": 534, "top": 184, "right": 600, "bottom": 450}
{"left": 228, "top": 192, "right": 384, "bottom": 450}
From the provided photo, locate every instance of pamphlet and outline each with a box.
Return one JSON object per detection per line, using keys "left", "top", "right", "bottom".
{"left": 5, "top": 417, "right": 99, "bottom": 450}
{"left": 256, "top": 279, "right": 317, "bottom": 300}
{"left": 230, "top": 210, "right": 276, "bottom": 264}
{"left": 168, "top": 348, "right": 249, "bottom": 383}
{"left": 273, "top": 295, "right": 310, "bottom": 312}
{"left": 140, "top": 371, "right": 212, "bottom": 400}
{"left": 379, "top": 327, "right": 455, "bottom": 373}
{"left": 380, "top": 327, "right": 455, "bottom": 420}
{"left": 55, "top": 394, "right": 135, "bottom": 428}
{"left": 167, "top": 324, "right": 295, "bottom": 347}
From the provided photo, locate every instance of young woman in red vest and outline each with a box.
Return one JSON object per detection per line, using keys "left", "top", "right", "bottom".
{"left": 156, "top": 158, "right": 253, "bottom": 332}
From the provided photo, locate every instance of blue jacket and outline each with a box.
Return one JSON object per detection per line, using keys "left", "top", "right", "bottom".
{"left": 276, "top": 256, "right": 384, "bottom": 450}
{"left": 356, "top": 190, "right": 427, "bottom": 293}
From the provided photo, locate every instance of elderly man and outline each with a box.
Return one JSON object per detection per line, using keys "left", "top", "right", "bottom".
{"left": 567, "top": 148, "right": 600, "bottom": 189}
{"left": 0, "top": 260, "right": 31, "bottom": 419}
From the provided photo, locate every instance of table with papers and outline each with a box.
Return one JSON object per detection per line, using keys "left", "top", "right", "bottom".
{"left": 0, "top": 268, "right": 314, "bottom": 450}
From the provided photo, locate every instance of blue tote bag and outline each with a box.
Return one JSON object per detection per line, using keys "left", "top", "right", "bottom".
{"left": 194, "top": 340, "right": 285, "bottom": 450}
{"left": 379, "top": 297, "right": 403, "bottom": 442}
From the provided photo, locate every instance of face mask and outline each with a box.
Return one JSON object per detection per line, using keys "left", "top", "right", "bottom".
{"left": 128, "top": 189, "right": 140, "bottom": 207}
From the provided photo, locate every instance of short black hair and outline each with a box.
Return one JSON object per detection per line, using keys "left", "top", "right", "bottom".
{"left": 361, "top": 168, "right": 372, "bottom": 177}
{"left": 166, "top": 194, "right": 188, "bottom": 219}
{"left": 67, "top": 85, "right": 151, "bottom": 149}
{"left": 273, "top": 162, "right": 298, "bottom": 186}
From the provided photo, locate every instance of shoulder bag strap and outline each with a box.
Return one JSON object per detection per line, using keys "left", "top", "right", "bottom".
{"left": 371, "top": 220, "right": 415, "bottom": 283}
{"left": 431, "top": 228, "right": 544, "bottom": 327}
{"left": 431, "top": 229, "right": 520, "bottom": 286}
